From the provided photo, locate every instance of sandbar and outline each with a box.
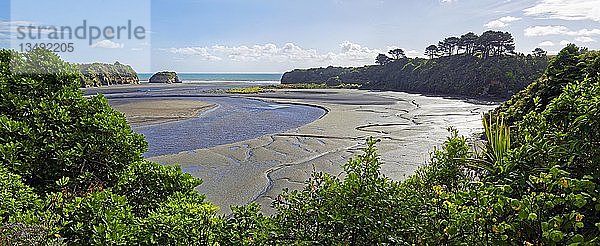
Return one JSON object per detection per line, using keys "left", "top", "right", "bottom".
{"left": 110, "top": 99, "right": 216, "bottom": 127}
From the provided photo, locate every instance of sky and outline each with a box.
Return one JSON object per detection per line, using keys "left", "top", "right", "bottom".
{"left": 0, "top": 0, "right": 599, "bottom": 73}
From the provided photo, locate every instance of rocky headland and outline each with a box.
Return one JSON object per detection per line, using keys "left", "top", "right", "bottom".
{"left": 79, "top": 62, "right": 139, "bottom": 87}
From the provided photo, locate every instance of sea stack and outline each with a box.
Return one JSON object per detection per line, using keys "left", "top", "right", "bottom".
{"left": 149, "top": 71, "right": 181, "bottom": 84}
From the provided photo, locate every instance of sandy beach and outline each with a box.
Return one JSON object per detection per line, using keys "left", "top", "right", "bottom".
{"left": 128, "top": 88, "right": 499, "bottom": 214}
{"left": 110, "top": 99, "right": 216, "bottom": 127}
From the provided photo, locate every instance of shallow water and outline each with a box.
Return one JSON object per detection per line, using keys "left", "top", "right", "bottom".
{"left": 133, "top": 97, "right": 325, "bottom": 157}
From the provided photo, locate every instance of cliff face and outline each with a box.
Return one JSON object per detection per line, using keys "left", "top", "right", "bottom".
{"left": 149, "top": 71, "right": 181, "bottom": 83}
{"left": 79, "top": 62, "right": 139, "bottom": 87}
{"left": 282, "top": 55, "right": 548, "bottom": 100}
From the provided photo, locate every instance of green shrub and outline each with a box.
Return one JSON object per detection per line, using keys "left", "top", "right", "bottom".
{"left": 0, "top": 49, "right": 213, "bottom": 245}
{"left": 137, "top": 192, "right": 220, "bottom": 245}
{"left": 44, "top": 190, "right": 136, "bottom": 245}
{"left": 0, "top": 48, "right": 147, "bottom": 195}
{"left": 114, "top": 161, "right": 203, "bottom": 217}
{"left": 217, "top": 203, "right": 275, "bottom": 245}
{"left": 0, "top": 166, "right": 40, "bottom": 223}
{"left": 273, "top": 138, "right": 406, "bottom": 244}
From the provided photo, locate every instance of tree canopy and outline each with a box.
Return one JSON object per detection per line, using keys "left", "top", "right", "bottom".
{"left": 388, "top": 48, "right": 406, "bottom": 60}
{"left": 375, "top": 53, "right": 392, "bottom": 65}
{"left": 425, "top": 30, "right": 519, "bottom": 59}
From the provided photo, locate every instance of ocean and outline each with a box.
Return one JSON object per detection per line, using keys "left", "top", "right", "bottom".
{"left": 137, "top": 73, "right": 283, "bottom": 83}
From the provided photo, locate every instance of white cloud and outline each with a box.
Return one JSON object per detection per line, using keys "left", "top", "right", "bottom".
{"left": 524, "top": 26, "right": 569, "bottom": 36}
{"left": 524, "top": 0, "right": 600, "bottom": 22}
{"left": 167, "top": 47, "right": 222, "bottom": 61}
{"left": 0, "top": 20, "right": 36, "bottom": 32}
{"left": 524, "top": 25, "right": 600, "bottom": 36}
{"left": 484, "top": 16, "right": 522, "bottom": 28}
{"left": 91, "top": 40, "right": 124, "bottom": 49}
{"left": 0, "top": 20, "right": 36, "bottom": 40}
{"left": 499, "top": 16, "right": 522, "bottom": 22}
{"left": 575, "top": 36, "right": 596, "bottom": 43}
{"left": 484, "top": 20, "right": 507, "bottom": 28}
{"left": 440, "top": 0, "right": 457, "bottom": 3}
{"left": 166, "top": 41, "right": 392, "bottom": 66}
{"left": 560, "top": 40, "right": 572, "bottom": 45}
{"left": 211, "top": 43, "right": 319, "bottom": 62}
{"left": 166, "top": 42, "right": 418, "bottom": 67}
{"left": 405, "top": 50, "right": 421, "bottom": 57}
{"left": 538, "top": 41, "right": 555, "bottom": 46}
{"left": 337, "top": 41, "right": 382, "bottom": 62}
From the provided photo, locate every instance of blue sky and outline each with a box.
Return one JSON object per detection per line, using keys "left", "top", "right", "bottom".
{"left": 1, "top": 0, "right": 599, "bottom": 72}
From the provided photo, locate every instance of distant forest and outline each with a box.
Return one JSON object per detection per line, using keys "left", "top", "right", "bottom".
{"left": 283, "top": 30, "right": 550, "bottom": 99}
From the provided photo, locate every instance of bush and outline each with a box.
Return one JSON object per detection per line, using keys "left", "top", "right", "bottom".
{"left": 137, "top": 192, "right": 220, "bottom": 245}
{"left": 49, "top": 190, "right": 136, "bottom": 245}
{"left": 273, "top": 138, "right": 406, "bottom": 244}
{"left": 0, "top": 49, "right": 147, "bottom": 195}
{"left": 0, "top": 166, "right": 40, "bottom": 223}
{"left": 217, "top": 203, "right": 275, "bottom": 245}
{"left": 0, "top": 49, "right": 213, "bottom": 245}
{"left": 114, "top": 161, "right": 203, "bottom": 217}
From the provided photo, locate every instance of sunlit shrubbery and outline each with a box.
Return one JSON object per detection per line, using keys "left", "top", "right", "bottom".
{"left": 264, "top": 83, "right": 362, "bottom": 89}
{"left": 214, "top": 83, "right": 362, "bottom": 94}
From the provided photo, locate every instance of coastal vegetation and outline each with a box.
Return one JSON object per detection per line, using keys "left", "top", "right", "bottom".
{"left": 1, "top": 46, "right": 599, "bottom": 245}
{"left": 283, "top": 31, "right": 549, "bottom": 99}
{"left": 211, "top": 83, "right": 361, "bottom": 94}
{"left": 263, "top": 83, "right": 361, "bottom": 90}
{"left": 224, "top": 86, "right": 273, "bottom": 94}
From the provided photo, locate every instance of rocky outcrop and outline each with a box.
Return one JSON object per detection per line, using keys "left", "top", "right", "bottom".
{"left": 149, "top": 71, "right": 181, "bottom": 84}
{"left": 79, "top": 62, "right": 139, "bottom": 87}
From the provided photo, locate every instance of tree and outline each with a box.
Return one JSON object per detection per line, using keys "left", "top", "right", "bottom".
{"left": 496, "top": 31, "right": 515, "bottom": 56}
{"left": 375, "top": 53, "right": 392, "bottom": 65}
{"left": 438, "top": 41, "right": 451, "bottom": 57}
{"left": 477, "top": 31, "right": 515, "bottom": 58}
{"left": 443, "top": 37, "right": 460, "bottom": 55}
{"left": 532, "top": 47, "right": 547, "bottom": 57}
{"left": 388, "top": 48, "right": 406, "bottom": 60}
{"left": 476, "top": 31, "right": 494, "bottom": 58}
{"left": 425, "top": 45, "right": 439, "bottom": 59}
{"left": 459, "top": 32, "right": 479, "bottom": 55}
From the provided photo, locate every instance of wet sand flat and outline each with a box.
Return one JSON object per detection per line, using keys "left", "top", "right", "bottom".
{"left": 110, "top": 99, "right": 216, "bottom": 126}
{"left": 147, "top": 89, "right": 498, "bottom": 214}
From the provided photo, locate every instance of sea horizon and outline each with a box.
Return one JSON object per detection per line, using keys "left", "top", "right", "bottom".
{"left": 137, "top": 72, "right": 283, "bottom": 82}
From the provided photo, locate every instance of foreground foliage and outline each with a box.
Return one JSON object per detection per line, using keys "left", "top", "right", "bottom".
{"left": 1, "top": 46, "right": 599, "bottom": 245}
{"left": 0, "top": 49, "right": 218, "bottom": 245}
